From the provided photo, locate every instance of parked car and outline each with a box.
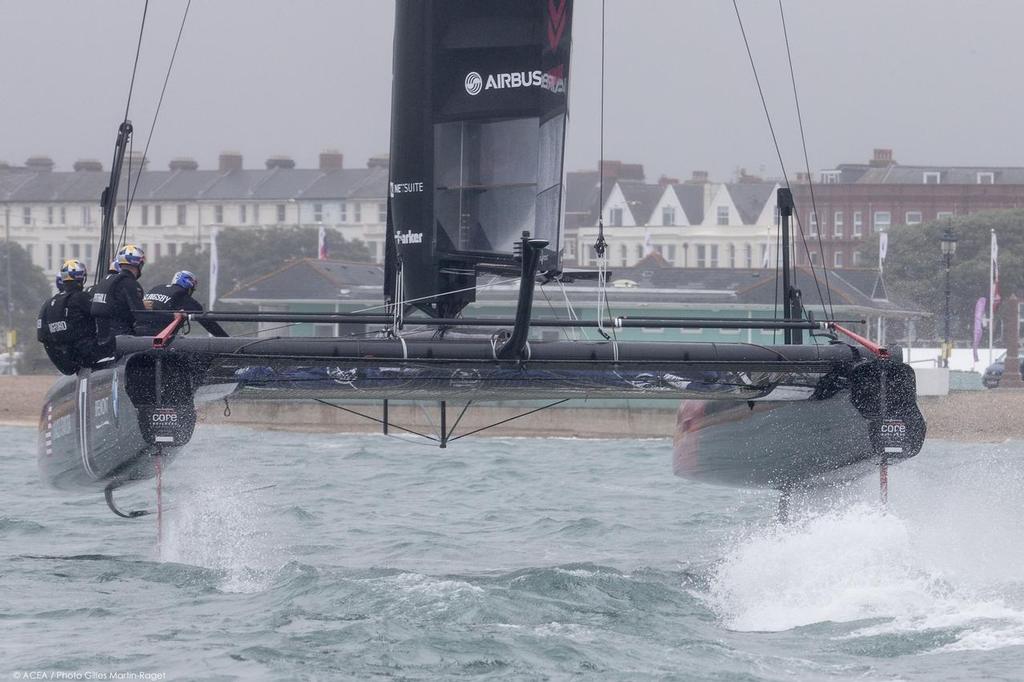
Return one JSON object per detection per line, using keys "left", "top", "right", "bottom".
{"left": 982, "top": 353, "right": 1024, "bottom": 388}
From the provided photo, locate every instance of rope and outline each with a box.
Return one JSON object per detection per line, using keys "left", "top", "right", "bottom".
{"left": 593, "top": 0, "right": 608, "bottom": 261}
{"left": 122, "top": 0, "right": 149, "bottom": 123}
{"left": 126, "top": 0, "right": 193, "bottom": 217}
{"left": 731, "top": 0, "right": 831, "bottom": 320}
{"left": 349, "top": 276, "right": 520, "bottom": 314}
{"left": 779, "top": 0, "right": 835, "bottom": 321}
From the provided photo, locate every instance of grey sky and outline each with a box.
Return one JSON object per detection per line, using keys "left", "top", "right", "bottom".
{"left": 2, "top": 1, "right": 1021, "bottom": 182}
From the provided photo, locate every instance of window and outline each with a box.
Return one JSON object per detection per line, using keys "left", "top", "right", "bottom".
{"left": 873, "top": 211, "right": 891, "bottom": 232}
{"left": 852, "top": 250, "right": 862, "bottom": 266}
{"left": 696, "top": 244, "right": 707, "bottom": 268}
{"left": 834, "top": 251, "right": 843, "bottom": 268}
{"left": 833, "top": 211, "right": 844, "bottom": 237}
{"left": 340, "top": 202, "right": 348, "bottom": 222}
{"left": 142, "top": 205, "right": 149, "bottom": 226}
{"left": 168, "top": 243, "right": 178, "bottom": 257}
{"left": 60, "top": 207, "right": 66, "bottom": 225}
{"left": 252, "top": 205, "right": 260, "bottom": 223}
{"left": 46, "top": 244, "right": 53, "bottom": 271}
{"left": 977, "top": 172, "right": 995, "bottom": 185}
{"left": 22, "top": 207, "right": 30, "bottom": 225}
{"left": 820, "top": 170, "right": 841, "bottom": 184}
{"left": 610, "top": 207, "right": 623, "bottom": 227}
{"left": 215, "top": 205, "right": 225, "bottom": 223}
{"left": 937, "top": 211, "right": 954, "bottom": 221}
{"left": 116, "top": 205, "right": 126, "bottom": 226}
{"left": 662, "top": 206, "right": 676, "bottom": 225}
{"left": 923, "top": 171, "right": 941, "bottom": 184}
{"left": 59, "top": 243, "right": 66, "bottom": 260}
{"left": 239, "top": 204, "right": 247, "bottom": 223}
{"left": 141, "top": 243, "right": 148, "bottom": 256}
{"left": 82, "top": 206, "right": 91, "bottom": 225}
{"left": 716, "top": 206, "right": 729, "bottom": 226}
{"left": 709, "top": 244, "right": 719, "bottom": 268}
{"left": 84, "top": 244, "right": 92, "bottom": 263}
{"left": 378, "top": 202, "right": 387, "bottom": 223}
{"left": 905, "top": 211, "right": 923, "bottom": 225}
{"left": 744, "top": 244, "right": 753, "bottom": 268}
{"left": 619, "top": 243, "right": 628, "bottom": 266}
{"left": 354, "top": 203, "right": 362, "bottom": 223}
{"left": 177, "top": 204, "right": 187, "bottom": 225}
{"left": 566, "top": 240, "right": 575, "bottom": 257}
{"left": 47, "top": 206, "right": 53, "bottom": 225}
{"left": 635, "top": 244, "right": 643, "bottom": 260}
{"left": 853, "top": 211, "right": 863, "bottom": 237}
{"left": 154, "top": 205, "right": 162, "bottom": 226}
{"left": 276, "top": 204, "right": 285, "bottom": 223}
{"left": 808, "top": 210, "right": 818, "bottom": 236}
{"left": 809, "top": 251, "right": 820, "bottom": 265}
{"left": 728, "top": 243, "right": 736, "bottom": 268}
{"left": 313, "top": 203, "right": 323, "bottom": 222}
{"left": 154, "top": 243, "right": 162, "bottom": 259}
{"left": 667, "top": 244, "right": 677, "bottom": 262}
{"left": 72, "top": 244, "right": 80, "bottom": 258}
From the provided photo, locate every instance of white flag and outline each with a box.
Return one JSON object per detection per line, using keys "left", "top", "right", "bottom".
{"left": 878, "top": 231, "right": 888, "bottom": 269}
{"left": 208, "top": 227, "right": 219, "bottom": 311}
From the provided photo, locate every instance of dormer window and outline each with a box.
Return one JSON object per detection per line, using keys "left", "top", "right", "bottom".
{"left": 977, "top": 171, "right": 995, "bottom": 185}
{"left": 716, "top": 206, "right": 729, "bottom": 226}
{"left": 610, "top": 207, "right": 623, "bottom": 227}
{"left": 662, "top": 206, "right": 676, "bottom": 225}
{"left": 923, "top": 171, "right": 941, "bottom": 184}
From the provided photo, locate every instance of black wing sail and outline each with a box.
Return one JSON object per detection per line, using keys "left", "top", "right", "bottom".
{"left": 386, "top": 0, "right": 573, "bottom": 317}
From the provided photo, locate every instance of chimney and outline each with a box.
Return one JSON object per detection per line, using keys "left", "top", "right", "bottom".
{"left": 265, "top": 155, "right": 295, "bottom": 170}
{"left": 870, "top": 148, "right": 895, "bottom": 167}
{"left": 218, "top": 151, "right": 243, "bottom": 172}
{"left": 319, "top": 149, "right": 344, "bottom": 171}
{"left": 124, "top": 151, "right": 148, "bottom": 171}
{"left": 25, "top": 156, "right": 55, "bottom": 172}
{"left": 598, "top": 160, "right": 645, "bottom": 182}
{"left": 657, "top": 174, "right": 680, "bottom": 187}
{"left": 688, "top": 170, "right": 709, "bottom": 184}
{"left": 367, "top": 154, "right": 389, "bottom": 170}
{"left": 73, "top": 159, "right": 103, "bottom": 172}
{"left": 169, "top": 157, "right": 198, "bottom": 171}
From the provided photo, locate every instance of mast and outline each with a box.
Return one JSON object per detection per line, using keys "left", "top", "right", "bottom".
{"left": 95, "top": 121, "right": 133, "bottom": 284}
{"left": 386, "top": 0, "right": 574, "bottom": 318}
{"left": 777, "top": 187, "right": 802, "bottom": 344}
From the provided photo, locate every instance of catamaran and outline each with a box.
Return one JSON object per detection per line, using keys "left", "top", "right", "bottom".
{"left": 38, "top": 0, "right": 925, "bottom": 519}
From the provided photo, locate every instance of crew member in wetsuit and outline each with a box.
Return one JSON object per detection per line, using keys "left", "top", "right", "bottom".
{"left": 90, "top": 244, "right": 146, "bottom": 347}
{"left": 136, "top": 270, "right": 229, "bottom": 337}
{"left": 37, "top": 260, "right": 102, "bottom": 375}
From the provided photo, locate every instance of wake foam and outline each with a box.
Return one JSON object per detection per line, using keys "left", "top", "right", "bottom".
{"left": 706, "top": 444, "right": 1024, "bottom": 653}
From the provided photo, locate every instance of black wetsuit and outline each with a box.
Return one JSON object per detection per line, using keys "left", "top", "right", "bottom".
{"left": 136, "top": 284, "right": 229, "bottom": 337}
{"left": 90, "top": 269, "right": 146, "bottom": 345}
{"left": 37, "top": 286, "right": 102, "bottom": 375}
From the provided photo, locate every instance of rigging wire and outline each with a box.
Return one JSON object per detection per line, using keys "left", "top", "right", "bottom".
{"left": 121, "top": 0, "right": 150, "bottom": 124}
{"left": 730, "top": 0, "right": 832, "bottom": 321}
{"left": 778, "top": 0, "right": 834, "bottom": 321}
{"left": 126, "top": 0, "right": 193, "bottom": 219}
{"left": 593, "top": 0, "right": 607, "bottom": 261}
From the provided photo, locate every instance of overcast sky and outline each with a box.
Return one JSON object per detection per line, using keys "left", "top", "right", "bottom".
{"left": 2, "top": 1, "right": 1021, "bottom": 182}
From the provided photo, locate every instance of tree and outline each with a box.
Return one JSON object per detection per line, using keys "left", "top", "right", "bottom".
{"left": 0, "top": 241, "right": 53, "bottom": 371}
{"left": 877, "top": 210, "right": 1024, "bottom": 343}
{"left": 142, "top": 226, "right": 372, "bottom": 301}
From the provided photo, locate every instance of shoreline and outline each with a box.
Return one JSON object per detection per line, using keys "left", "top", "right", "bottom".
{"left": 4, "top": 375, "right": 1021, "bottom": 441}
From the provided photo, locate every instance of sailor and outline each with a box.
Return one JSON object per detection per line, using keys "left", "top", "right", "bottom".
{"left": 90, "top": 244, "right": 147, "bottom": 346}
{"left": 37, "top": 260, "right": 103, "bottom": 375}
{"left": 84, "top": 260, "right": 120, "bottom": 300}
{"left": 136, "top": 270, "right": 229, "bottom": 337}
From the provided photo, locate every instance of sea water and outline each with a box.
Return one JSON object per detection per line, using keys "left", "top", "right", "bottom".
{"left": 1, "top": 425, "right": 1022, "bottom": 680}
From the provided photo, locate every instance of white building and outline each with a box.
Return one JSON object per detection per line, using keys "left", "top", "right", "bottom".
{"left": 0, "top": 151, "right": 389, "bottom": 274}
{"left": 571, "top": 176, "right": 780, "bottom": 270}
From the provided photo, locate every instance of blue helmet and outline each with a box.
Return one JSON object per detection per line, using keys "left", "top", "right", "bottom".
{"left": 172, "top": 270, "right": 198, "bottom": 292}
{"left": 109, "top": 259, "right": 121, "bottom": 274}
{"left": 55, "top": 275, "right": 64, "bottom": 292}
{"left": 115, "top": 244, "right": 146, "bottom": 268}
{"left": 60, "top": 259, "right": 88, "bottom": 284}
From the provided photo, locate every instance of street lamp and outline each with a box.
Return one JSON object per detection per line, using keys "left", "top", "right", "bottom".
{"left": 940, "top": 227, "right": 958, "bottom": 368}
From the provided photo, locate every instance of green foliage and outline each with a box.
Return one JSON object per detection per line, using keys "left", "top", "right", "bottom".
{"left": 141, "top": 226, "right": 371, "bottom": 301}
{"left": 879, "top": 210, "right": 1024, "bottom": 341}
{"left": 0, "top": 241, "right": 53, "bottom": 369}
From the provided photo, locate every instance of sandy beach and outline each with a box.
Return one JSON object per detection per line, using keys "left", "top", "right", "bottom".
{"left": 3, "top": 373, "right": 1022, "bottom": 441}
